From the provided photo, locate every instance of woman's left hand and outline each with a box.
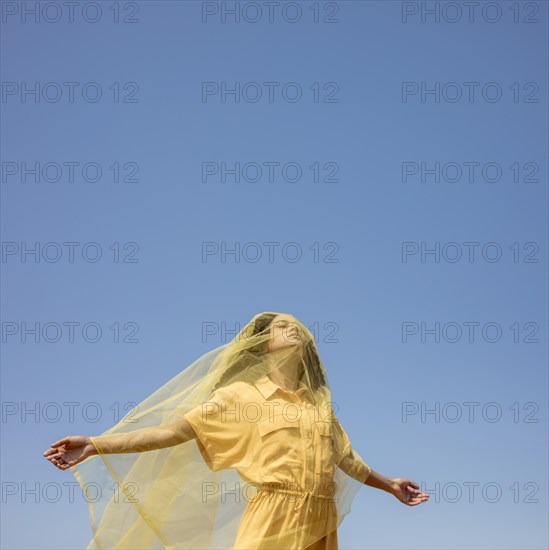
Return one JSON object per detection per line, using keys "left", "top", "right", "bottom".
{"left": 390, "top": 478, "right": 430, "bottom": 506}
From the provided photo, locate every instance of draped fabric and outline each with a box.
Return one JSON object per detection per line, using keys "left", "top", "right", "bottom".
{"left": 70, "top": 312, "right": 370, "bottom": 549}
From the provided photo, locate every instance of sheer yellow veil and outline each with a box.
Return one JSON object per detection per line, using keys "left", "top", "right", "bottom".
{"left": 69, "top": 311, "right": 367, "bottom": 549}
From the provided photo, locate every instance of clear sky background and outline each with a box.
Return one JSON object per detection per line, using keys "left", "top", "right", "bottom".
{"left": 1, "top": 1, "right": 547, "bottom": 549}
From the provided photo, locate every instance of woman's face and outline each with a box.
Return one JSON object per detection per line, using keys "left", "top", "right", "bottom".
{"left": 266, "top": 314, "right": 303, "bottom": 353}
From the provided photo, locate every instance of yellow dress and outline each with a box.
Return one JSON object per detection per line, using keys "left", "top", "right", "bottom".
{"left": 183, "top": 375, "right": 372, "bottom": 550}
{"left": 69, "top": 313, "right": 372, "bottom": 550}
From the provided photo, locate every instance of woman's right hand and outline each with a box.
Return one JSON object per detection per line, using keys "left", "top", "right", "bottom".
{"left": 42, "top": 435, "right": 97, "bottom": 471}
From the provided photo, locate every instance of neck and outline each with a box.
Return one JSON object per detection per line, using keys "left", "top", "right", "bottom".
{"left": 267, "top": 352, "right": 301, "bottom": 392}
{"left": 269, "top": 369, "right": 298, "bottom": 392}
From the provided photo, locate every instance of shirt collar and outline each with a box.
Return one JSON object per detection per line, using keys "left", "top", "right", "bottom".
{"left": 254, "top": 374, "right": 315, "bottom": 403}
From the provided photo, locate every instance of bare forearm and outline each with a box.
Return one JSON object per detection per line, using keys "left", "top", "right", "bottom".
{"left": 90, "top": 420, "right": 196, "bottom": 455}
{"left": 364, "top": 469, "right": 396, "bottom": 494}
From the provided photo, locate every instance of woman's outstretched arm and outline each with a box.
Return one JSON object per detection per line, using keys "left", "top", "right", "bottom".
{"left": 42, "top": 418, "right": 197, "bottom": 471}
{"left": 334, "top": 431, "right": 430, "bottom": 507}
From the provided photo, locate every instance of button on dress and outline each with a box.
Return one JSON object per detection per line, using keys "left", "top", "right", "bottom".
{"left": 184, "top": 375, "right": 372, "bottom": 550}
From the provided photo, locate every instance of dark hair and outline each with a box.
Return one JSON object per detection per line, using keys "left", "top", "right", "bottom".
{"left": 212, "top": 312, "right": 327, "bottom": 392}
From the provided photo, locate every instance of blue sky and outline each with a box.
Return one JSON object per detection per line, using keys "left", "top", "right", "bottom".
{"left": 2, "top": 1, "right": 547, "bottom": 548}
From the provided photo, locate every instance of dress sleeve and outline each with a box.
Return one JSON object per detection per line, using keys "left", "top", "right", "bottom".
{"left": 332, "top": 419, "right": 372, "bottom": 483}
{"left": 183, "top": 384, "right": 253, "bottom": 472}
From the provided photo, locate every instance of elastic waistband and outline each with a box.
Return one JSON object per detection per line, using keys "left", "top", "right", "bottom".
{"left": 256, "top": 482, "right": 335, "bottom": 500}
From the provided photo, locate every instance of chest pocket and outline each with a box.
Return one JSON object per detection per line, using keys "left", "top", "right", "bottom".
{"left": 256, "top": 413, "right": 301, "bottom": 469}
{"left": 258, "top": 413, "right": 300, "bottom": 438}
{"left": 315, "top": 420, "right": 334, "bottom": 439}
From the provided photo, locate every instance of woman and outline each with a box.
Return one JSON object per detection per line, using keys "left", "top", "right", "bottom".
{"left": 43, "top": 312, "right": 429, "bottom": 549}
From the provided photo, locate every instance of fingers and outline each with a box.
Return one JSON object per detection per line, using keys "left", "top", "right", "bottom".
{"left": 407, "top": 499, "right": 422, "bottom": 506}
{"left": 43, "top": 445, "right": 72, "bottom": 470}
{"left": 396, "top": 484, "right": 429, "bottom": 506}
{"left": 406, "top": 493, "right": 430, "bottom": 506}
{"left": 43, "top": 445, "right": 66, "bottom": 457}
{"left": 50, "top": 437, "right": 71, "bottom": 448}
{"left": 46, "top": 456, "right": 63, "bottom": 468}
{"left": 47, "top": 454, "right": 72, "bottom": 470}
{"left": 47, "top": 450, "right": 65, "bottom": 462}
